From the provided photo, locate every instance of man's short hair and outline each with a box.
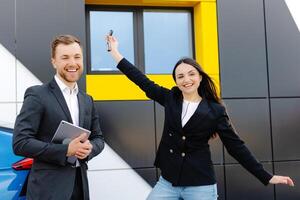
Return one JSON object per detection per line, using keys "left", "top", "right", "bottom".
{"left": 51, "top": 34, "right": 81, "bottom": 58}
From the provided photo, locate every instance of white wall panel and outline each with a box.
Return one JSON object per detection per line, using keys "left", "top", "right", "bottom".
{"left": 0, "top": 44, "right": 16, "bottom": 102}
{"left": 88, "top": 169, "right": 151, "bottom": 200}
{"left": 16, "top": 60, "right": 42, "bottom": 102}
{"left": 0, "top": 103, "right": 16, "bottom": 125}
{"left": 17, "top": 103, "right": 23, "bottom": 115}
{"left": 88, "top": 142, "right": 134, "bottom": 170}
{"left": 285, "top": 0, "right": 300, "bottom": 31}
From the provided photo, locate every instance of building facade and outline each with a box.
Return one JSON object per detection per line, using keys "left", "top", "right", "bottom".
{"left": 0, "top": 0, "right": 299, "bottom": 199}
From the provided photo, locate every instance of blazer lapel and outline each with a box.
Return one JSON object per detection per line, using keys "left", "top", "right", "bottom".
{"left": 173, "top": 96, "right": 184, "bottom": 130}
{"left": 77, "top": 91, "right": 85, "bottom": 128}
{"left": 183, "top": 99, "right": 210, "bottom": 129}
{"left": 49, "top": 79, "right": 73, "bottom": 123}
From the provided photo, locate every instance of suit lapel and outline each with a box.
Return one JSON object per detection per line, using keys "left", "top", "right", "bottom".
{"left": 183, "top": 99, "right": 210, "bottom": 130}
{"left": 77, "top": 91, "right": 85, "bottom": 127}
{"left": 49, "top": 79, "right": 73, "bottom": 123}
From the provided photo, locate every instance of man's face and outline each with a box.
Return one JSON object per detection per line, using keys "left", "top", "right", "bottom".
{"left": 51, "top": 42, "right": 83, "bottom": 86}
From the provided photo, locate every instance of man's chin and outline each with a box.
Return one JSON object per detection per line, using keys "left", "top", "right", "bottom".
{"left": 65, "top": 75, "right": 80, "bottom": 82}
{"left": 68, "top": 79, "right": 79, "bottom": 83}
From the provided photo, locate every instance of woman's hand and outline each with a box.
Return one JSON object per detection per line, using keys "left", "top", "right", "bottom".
{"left": 106, "top": 35, "right": 123, "bottom": 63}
{"left": 269, "top": 175, "right": 294, "bottom": 186}
{"left": 106, "top": 35, "right": 118, "bottom": 51}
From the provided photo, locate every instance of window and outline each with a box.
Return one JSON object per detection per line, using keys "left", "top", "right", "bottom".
{"left": 87, "top": 7, "right": 194, "bottom": 74}
{"left": 89, "top": 11, "right": 135, "bottom": 72}
{"left": 144, "top": 10, "right": 193, "bottom": 73}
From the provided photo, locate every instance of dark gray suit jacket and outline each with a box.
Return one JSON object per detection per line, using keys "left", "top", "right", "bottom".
{"left": 13, "top": 78, "right": 104, "bottom": 200}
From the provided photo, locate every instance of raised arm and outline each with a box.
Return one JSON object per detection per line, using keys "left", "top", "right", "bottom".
{"left": 107, "top": 36, "right": 170, "bottom": 106}
{"left": 216, "top": 105, "right": 294, "bottom": 186}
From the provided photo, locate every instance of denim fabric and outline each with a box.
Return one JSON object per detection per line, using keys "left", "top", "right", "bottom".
{"left": 147, "top": 176, "right": 218, "bottom": 200}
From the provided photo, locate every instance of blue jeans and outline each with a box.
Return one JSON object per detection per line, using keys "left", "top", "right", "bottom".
{"left": 147, "top": 176, "right": 218, "bottom": 200}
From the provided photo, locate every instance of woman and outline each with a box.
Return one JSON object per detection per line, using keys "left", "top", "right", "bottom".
{"left": 106, "top": 36, "right": 294, "bottom": 200}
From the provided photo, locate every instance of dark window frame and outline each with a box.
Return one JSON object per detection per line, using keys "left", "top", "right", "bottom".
{"left": 85, "top": 5, "right": 195, "bottom": 75}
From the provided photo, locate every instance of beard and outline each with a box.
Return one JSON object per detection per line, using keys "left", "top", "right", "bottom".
{"left": 59, "top": 70, "right": 82, "bottom": 83}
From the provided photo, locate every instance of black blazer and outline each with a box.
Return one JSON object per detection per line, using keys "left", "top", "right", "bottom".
{"left": 13, "top": 78, "right": 104, "bottom": 200}
{"left": 117, "top": 58, "right": 272, "bottom": 186}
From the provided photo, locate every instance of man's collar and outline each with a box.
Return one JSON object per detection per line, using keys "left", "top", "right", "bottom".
{"left": 54, "top": 75, "right": 78, "bottom": 94}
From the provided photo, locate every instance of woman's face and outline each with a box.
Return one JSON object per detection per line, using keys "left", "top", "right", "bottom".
{"left": 175, "top": 63, "right": 202, "bottom": 96}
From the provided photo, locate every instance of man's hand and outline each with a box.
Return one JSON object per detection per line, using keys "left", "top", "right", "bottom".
{"left": 75, "top": 140, "right": 93, "bottom": 160}
{"left": 66, "top": 133, "right": 89, "bottom": 157}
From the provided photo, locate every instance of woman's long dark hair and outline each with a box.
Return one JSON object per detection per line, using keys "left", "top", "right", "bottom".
{"left": 172, "top": 58, "right": 221, "bottom": 104}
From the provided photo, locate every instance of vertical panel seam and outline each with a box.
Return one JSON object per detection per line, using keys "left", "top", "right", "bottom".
{"left": 262, "top": 0, "right": 276, "bottom": 199}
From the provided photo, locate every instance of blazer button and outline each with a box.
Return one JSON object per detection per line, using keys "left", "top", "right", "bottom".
{"left": 169, "top": 133, "right": 173, "bottom": 136}
{"left": 170, "top": 149, "right": 173, "bottom": 153}
{"left": 181, "top": 152, "right": 186, "bottom": 157}
{"left": 182, "top": 136, "right": 186, "bottom": 140}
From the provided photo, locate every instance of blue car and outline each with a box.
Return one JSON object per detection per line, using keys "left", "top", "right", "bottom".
{"left": 0, "top": 125, "right": 33, "bottom": 200}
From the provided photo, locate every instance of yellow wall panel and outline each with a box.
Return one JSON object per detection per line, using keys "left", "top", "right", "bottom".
{"left": 86, "top": 0, "right": 215, "bottom": 7}
{"left": 194, "top": 2, "right": 219, "bottom": 75}
{"left": 87, "top": 74, "right": 176, "bottom": 100}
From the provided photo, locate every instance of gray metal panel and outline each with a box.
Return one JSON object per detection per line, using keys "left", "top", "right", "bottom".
{"left": 218, "top": 0, "right": 268, "bottom": 98}
{"left": 209, "top": 137, "right": 224, "bottom": 165}
{"left": 214, "top": 165, "right": 225, "bottom": 200}
{"left": 0, "top": 0, "right": 15, "bottom": 53}
{"left": 225, "top": 164, "right": 274, "bottom": 199}
{"left": 155, "top": 102, "right": 224, "bottom": 164}
{"left": 223, "top": 99, "right": 272, "bottom": 163}
{"left": 16, "top": 0, "right": 86, "bottom": 89}
{"left": 154, "top": 102, "right": 164, "bottom": 148}
{"left": 271, "top": 98, "right": 300, "bottom": 161}
{"left": 95, "top": 101, "right": 156, "bottom": 168}
{"left": 266, "top": 0, "right": 300, "bottom": 97}
{"left": 135, "top": 168, "right": 157, "bottom": 187}
{"left": 274, "top": 161, "right": 300, "bottom": 200}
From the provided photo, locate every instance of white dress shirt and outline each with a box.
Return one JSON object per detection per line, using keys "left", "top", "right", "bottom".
{"left": 181, "top": 100, "right": 200, "bottom": 127}
{"left": 54, "top": 75, "right": 79, "bottom": 126}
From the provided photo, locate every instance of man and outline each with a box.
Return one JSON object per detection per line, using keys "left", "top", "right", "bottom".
{"left": 13, "top": 34, "right": 104, "bottom": 200}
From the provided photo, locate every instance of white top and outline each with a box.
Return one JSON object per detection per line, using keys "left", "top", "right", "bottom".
{"left": 54, "top": 75, "right": 79, "bottom": 126}
{"left": 181, "top": 100, "right": 200, "bottom": 127}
